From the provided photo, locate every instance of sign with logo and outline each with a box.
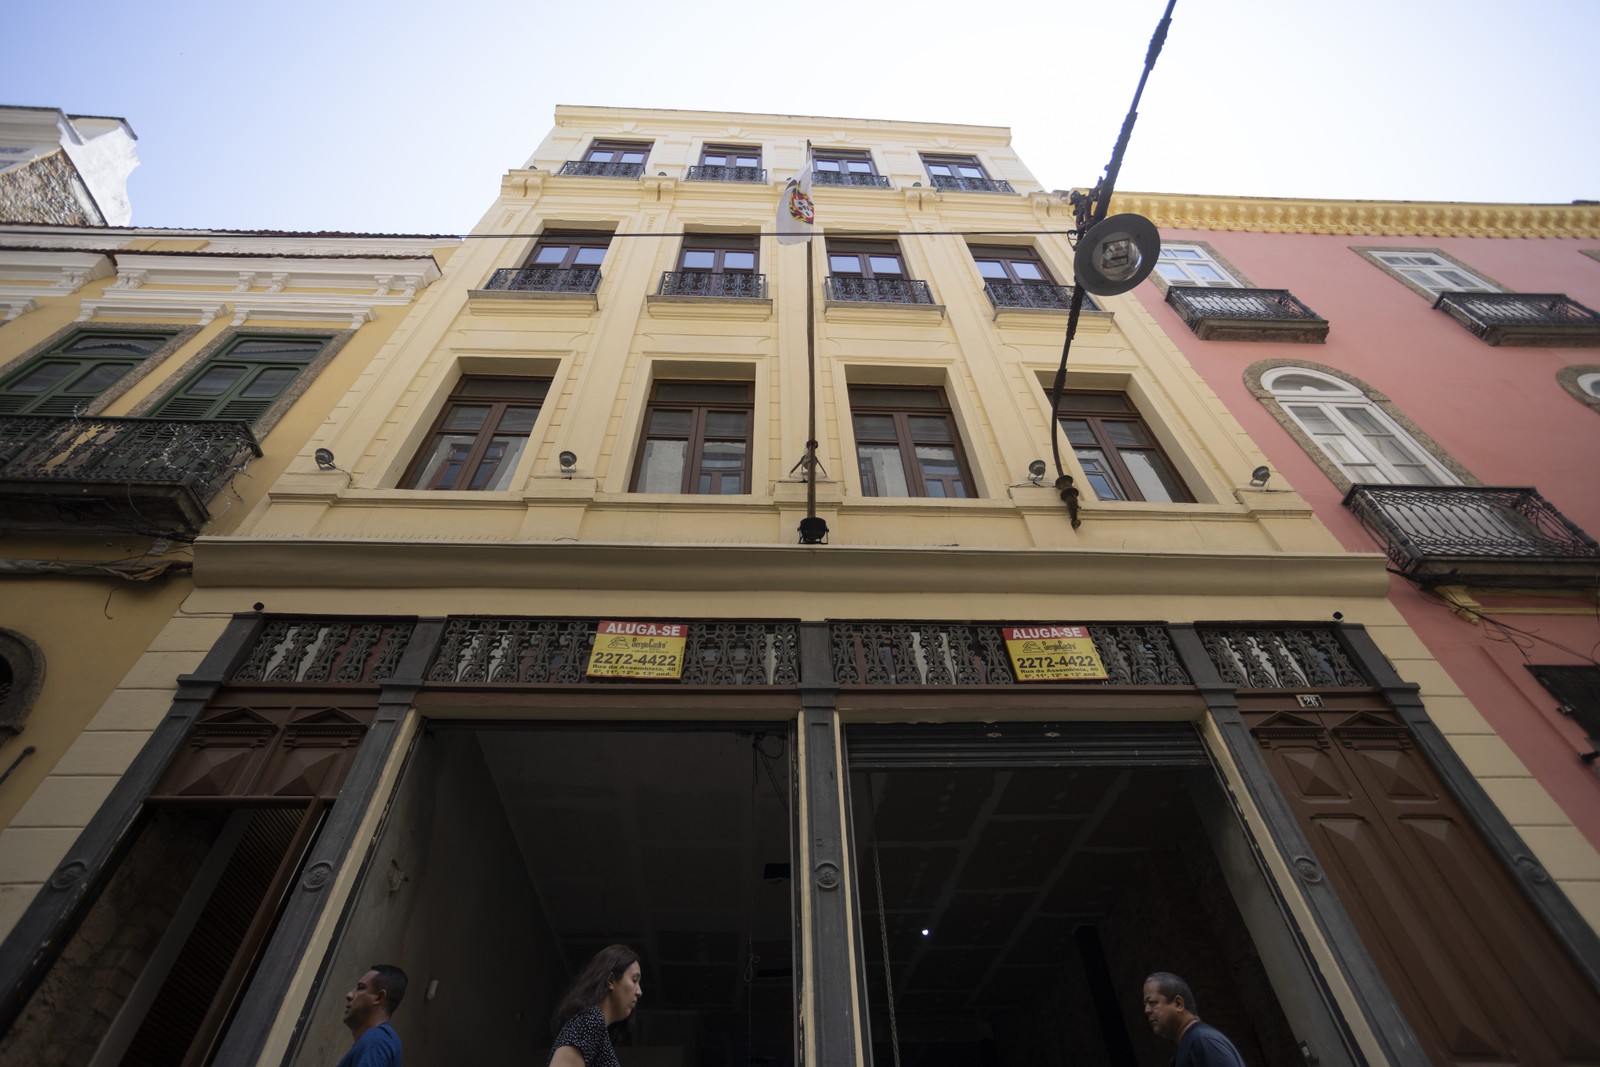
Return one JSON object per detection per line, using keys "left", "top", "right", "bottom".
{"left": 586, "top": 620, "right": 688, "bottom": 680}
{"left": 1002, "top": 625, "right": 1108, "bottom": 682}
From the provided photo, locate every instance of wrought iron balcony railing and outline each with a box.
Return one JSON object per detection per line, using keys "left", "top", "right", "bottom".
{"left": 656, "top": 271, "right": 768, "bottom": 299}
{"left": 985, "top": 280, "right": 1092, "bottom": 312}
{"left": 482, "top": 266, "right": 602, "bottom": 294}
{"left": 1433, "top": 291, "right": 1600, "bottom": 347}
{"left": 1166, "top": 286, "right": 1329, "bottom": 342}
{"left": 824, "top": 276, "right": 935, "bottom": 305}
{"left": 557, "top": 160, "right": 644, "bottom": 178}
{"left": 813, "top": 171, "right": 891, "bottom": 188}
{"left": 0, "top": 415, "right": 261, "bottom": 533}
{"left": 684, "top": 165, "right": 767, "bottom": 183}
{"left": 1344, "top": 484, "right": 1600, "bottom": 586}
{"left": 929, "top": 175, "right": 1015, "bottom": 194}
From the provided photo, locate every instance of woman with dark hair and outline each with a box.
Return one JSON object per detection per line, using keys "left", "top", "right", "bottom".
{"left": 548, "top": 944, "right": 643, "bottom": 1067}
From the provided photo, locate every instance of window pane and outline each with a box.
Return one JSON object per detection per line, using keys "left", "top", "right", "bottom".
{"left": 1074, "top": 448, "right": 1123, "bottom": 500}
{"left": 534, "top": 246, "right": 568, "bottom": 264}
{"left": 1287, "top": 404, "right": 1340, "bottom": 433}
{"left": 1062, "top": 393, "right": 1133, "bottom": 413}
{"left": 830, "top": 255, "right": 862, "bottom": 274}
{"left": 906, "top": 415, "right": 952, "bottom": 443}
{"left": 619, "top": 151, "right": 645, "bottom": 164}
{"left": 240, "top": 366, "right": 298, "bottom": 398}
{"left": 414, "top": 435, "right": 477, "bottom": 489}
{"left": 958, "top": 165, "right": 984, "bottom": 179}
{"left": 187, "top": 366, "right": 246, "bottom": 396}
{"left": 853, "top": 414, "right": 898, "bottom": 440}
{"left": 975, "top": 261, "right": 1007, "bottom": 279}
{"left": 723, "top": 251, "right": 756, "bottom": 271}
{"left": 10, "top": 362, "right": 74, "bottom": 393}
{"left": 70, "top": 363, "right": 135, "bottom": 394}
{"left": 868, "top": 256, "right": 903, "bottom": 275}
{"left": 927, "top": 163, "right": 952, "bottom": 177}
{"left": 1057, "top": 418, "right": 1098, "bottom": 446}
{"left": 816, "top": 159, "right": 840, "bottom": 172}
{"left": 443, "top": 405, "right": 490, "bottom": 432}
{"left": 638, "top": 440, "right": 688, "bottom": 492}
{"left": 496, "top": 405, "right": 541, "bottom": 434}
{"left": 1156, "top": 263, "right": 1188, "bottom": 281}
{"left": 1123, "top": 451, "right": 1185, "bottom": 503}
{"left": 916, "top": 444, "right": 967, "bottom": 498}
{"left": 1104, "top": 421, "right": 1153, "bottom": 449}
{"left": 475, "top": 436, "right": 528, "bottom": 491}
{"left": 572, "top": 247, "right": 606, "bottom": 265}
{"left": 1163, "top": 248, "right": 1203, "bottom": 260}
{"left": 588, "top": 150, "right": 615, "bottom": 163}
{"left": 858, "top": 444, "right": 911, "bottom": 497}
{"left": 703, "top": 153, "right": 728, "bottom": 166}
{"left": 683, "top": 250, "right": 716, "bottom": 269}
{"left": 1011, "top": 262, "right": 1044, "bottom": 281}
{"left": 735, "top": 156, "right": 759, "bottom": 168}
{"left": 846, "top": 161, "right": 872, "bottom": 173}
{"left": 1190, "top": 265, "right": 1226, "bottom": 282}
{"left": 648, "top": 409, "right": 693, "bottom": 436}
{"left": 229, "top": 340, "right": 321, "bottom": 362}
{"left": 705, "top": 410, "right": 748, "bottom": 437}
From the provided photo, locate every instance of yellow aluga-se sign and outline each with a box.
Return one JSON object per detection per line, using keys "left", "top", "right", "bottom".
{"left": 587, "top": 620, "right": 688, "bottom": 680}
{"left": 1002, "top": 625, "right": 1108, "bottom": 681}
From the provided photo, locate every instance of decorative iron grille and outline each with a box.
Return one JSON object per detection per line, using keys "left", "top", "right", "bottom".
{"left": 929, "top": 175, "right": 1015, "bottom": 194}
{"left": 557, "top": 160, "right": 645, "bottom": 178}
{"left": 0, "top": 415, "right": 260, "bottom": 499}
{"left": 1433, "top": 291, "right": 1600, "bottom": 346}
{"left": 1344, "top": 485, "right": 1600, "bottom": 570}
{"left": 425, "top": 618, "right": 800, "bottom": 686}
{"left": 685, "top": 164, "right": 767, "bottom": 183}
{"left": 830, "top": 623, "right": 1189, "bottom": 686}
{"left": 481, "top": 266, "right": 602, "bottom": 294}
{"left": 1166, "top": 287, "right": 1324, "bottom": 323}
{"left": 984, "top": 280, "right": 1085, "bottom": 311}
{"left": 657, "top": 271, "right": 768, "bottom": 299}
{"left": 823, "top": 276, "right": 935, "bottom": 305}
{"left": 232, "top": 620, "right": 414, "bottom": 684}
{"left": 1195, "top": 628, "right": 1367, "bottom": 688}
{"left": 812, "top": 171, "right": 891, "bottom": 189}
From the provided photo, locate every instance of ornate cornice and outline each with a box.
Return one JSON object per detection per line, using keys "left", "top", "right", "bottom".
{"left": 1099, "top": 192, "right": 1600, "bottom": 239}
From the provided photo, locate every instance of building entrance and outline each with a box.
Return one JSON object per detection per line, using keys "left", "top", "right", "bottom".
{"left": 293, "top": 724, "right": 796, "bottom": 1067}
{"left": 846, "top": 723, "right": 1311, "bottom": 1067}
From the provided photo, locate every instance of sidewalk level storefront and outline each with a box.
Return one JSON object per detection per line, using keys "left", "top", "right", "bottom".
{"left": 2, "top": 617, "right": 1598, "bottom": 1066}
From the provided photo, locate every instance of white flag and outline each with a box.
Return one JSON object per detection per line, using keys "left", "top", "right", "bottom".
{"left": 776, "top": 161, "right": 814, "bottom": 245}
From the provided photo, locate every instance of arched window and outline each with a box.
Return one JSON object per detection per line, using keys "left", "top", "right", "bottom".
{"left": 1245, "top": 362, "right": 1475, "bottom": 492}
{"left": 1556, "top": 364, "right": 1600, "bottom": 412}
{"left": 0, "top": 629, "right": 45, "bottom": 738}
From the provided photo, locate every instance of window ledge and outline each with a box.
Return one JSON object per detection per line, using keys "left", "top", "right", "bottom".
{"left": 993, "top": 307, "right": 1114, "bottom": 332}
{"left": 645, "top": 294, "right": 773, "bottom": 320}
{"left": 823, "top": 300, "right": 945, "bottom": 325}
{"left": 466, "top": 288, "right": 599, "bottom": 314}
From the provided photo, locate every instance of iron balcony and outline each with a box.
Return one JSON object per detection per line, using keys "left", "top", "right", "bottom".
{"left": 984, "top": 280, "right": 1090, "bottom": 312}
{"left": 684, "top": 165, "right": 767, "bottom": 183}
{"left": 812, "top": 171, "right": 891, "bottom": 188}
{"left": 1343, "top": 483, "right": 1600, "bottom": 587}
{"left": 1432, "top": 291, "right": 1600, "bottom": 347}
{"left": 929, "top": 175, "right": 1015, "bottom": 194}
{"left": 0, "top": 415, "right": 262, "bottom": 534}
{"left": 656, "top": 271, "right": 768, "bottom": 299}
{"left": 1166, "top": 286, "right": 1329, "bottom": 343}
{"left": 482, "top": 266, "right": 602, "bottom": 294}
{"left": 556, "top": 160, "right": 645, "bottom": 178}
{"left": 824, "top": 276, "right": 936, "bottom": 305}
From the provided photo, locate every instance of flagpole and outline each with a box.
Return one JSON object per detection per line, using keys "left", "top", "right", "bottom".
{"left": 804, "top": 235, "right": 818, "bottom": 525}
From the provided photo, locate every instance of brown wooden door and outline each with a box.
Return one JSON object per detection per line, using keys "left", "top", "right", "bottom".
{"left": 1249, "top": 706, "right": 1600, "bottom": 1065}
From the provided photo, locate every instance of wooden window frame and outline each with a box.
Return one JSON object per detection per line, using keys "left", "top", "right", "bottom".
{"left": 826, "top": 239, "right": 907, "bottom": 279}
{"left": 967, "top": 245, "right": 1057, "bottom": 285}
{"left": 921, "top": 153, "right": 991, "bottom": 181}
{"left": 630, "top": 380, "right": 754, "bottom": 495}
{"left": 400, "top": 375, "right": 550, "bottom": 491}
{"left": 0, "top": 326, "right": 195, "bottom": 417}
{"left": 0, "top": 329, "right": 179, "bottom": 416}
{"left": 524, "top": 231, "right": 611, "bottom": 270}
{"left": 583, "top": 140, "right": 651, "bottom": 165}
{"left": 1054, "top": 391, "right": 1193, "bottom": 503}
{"left": 147, "top": 334, "right": 331, "bottom": 425}
{"left": 849, "top": 385, "right": 974, "bottom": 499}
{"left": 698, "top": 144, "right": 762, "bottom": 169}
{"left": 813, "top": 150, "right": 879, "bottom": 176}
{"left": 678, "top": 234, "right": 759, "bottom": 275}
{"left": 1156, "top": 243, "right": 1243, "bottom": 288}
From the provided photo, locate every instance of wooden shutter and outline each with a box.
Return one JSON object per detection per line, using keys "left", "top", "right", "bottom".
{"left": 1248, "top": 705, "right": 1600, "bottom": 1064}
{"left": 0, "top": 332, "right": 171, "bottom": 415}
{"left": 149, "top": 338, "right": 326, "bottom": 424}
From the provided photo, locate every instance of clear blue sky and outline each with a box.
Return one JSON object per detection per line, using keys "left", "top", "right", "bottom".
{"left": 6, "top": 0, "right": 1597, "bottom": 235}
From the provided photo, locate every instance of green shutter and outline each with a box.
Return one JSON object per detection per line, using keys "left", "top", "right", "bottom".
{"left": 149, "top": 338, "right": 326, "bottom": 424}
{"left": 0, "top": 332, "right": 171, "bottom": 415}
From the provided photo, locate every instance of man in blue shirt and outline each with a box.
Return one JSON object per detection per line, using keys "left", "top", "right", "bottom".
{"left": 336, "top": 963, "right": 406, "bottom": 1067}
{"left": 1141, "top": 972, "right": 1246, "bottom": 1067}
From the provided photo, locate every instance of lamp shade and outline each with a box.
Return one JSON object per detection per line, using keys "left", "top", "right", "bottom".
{"left": 1074, "top": 213, "right": 1160, "bottom": 296}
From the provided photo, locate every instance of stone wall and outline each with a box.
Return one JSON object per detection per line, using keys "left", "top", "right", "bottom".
{"left": 0, "top": 151, "right": 102, "bottom": 226}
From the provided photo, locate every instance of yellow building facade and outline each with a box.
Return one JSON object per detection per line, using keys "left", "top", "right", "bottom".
{"left": 2, "top": 107, "right": 1597, "bottom": 1067}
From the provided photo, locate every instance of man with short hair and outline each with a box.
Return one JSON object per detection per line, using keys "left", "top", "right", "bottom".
{"left": 1141, "top": 972, "right": 1246, "bottom": 1066}
{"left": 337, "top": 964, "right": 406, "bottom": 1067}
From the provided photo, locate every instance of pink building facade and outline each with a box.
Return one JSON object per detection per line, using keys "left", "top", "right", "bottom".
{"left": 1118, "top": 195, "right": 1600, "bottom": 850}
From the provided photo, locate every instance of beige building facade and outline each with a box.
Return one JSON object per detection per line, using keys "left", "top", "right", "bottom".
{"left": 1, "top": 107, "right": 1596, "bottom": 1067}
